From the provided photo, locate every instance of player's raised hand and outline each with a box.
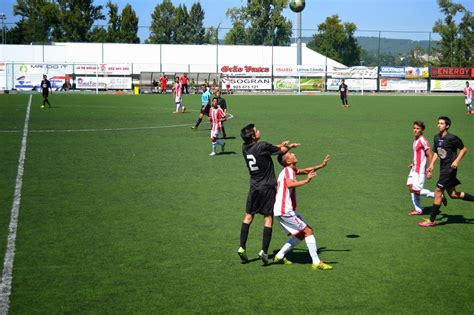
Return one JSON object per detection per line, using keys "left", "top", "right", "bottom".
{"left": 307, "top": 170, "right": 317, "bottom": 182}
{"left": 321, "top": 154, "right": 331, "bottom": 166}
{"left": 289, "top": 143, "right": 300, "bottom": 149}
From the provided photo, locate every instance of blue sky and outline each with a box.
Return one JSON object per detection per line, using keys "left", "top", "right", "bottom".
{"left": 1, "top": 0, "right": 473, "bottom": 41}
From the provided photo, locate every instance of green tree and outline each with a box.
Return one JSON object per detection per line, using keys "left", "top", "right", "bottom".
{"left": 224, "top": 0, "right": 292, "bottom": 46}
{"left": 432, "top": 0, "right": 472, "bottom": 67}
{"left": 406, "top": 47, "right": 428, "bottom": 67}
{"left": 307, "top": 15, "right": 361, "bottom": 66}
{"left": 173, "top": 4, "right": 189, "bottom": 44}
{"left": 148, "top": 0, "right": 175, "bottom": 44}
{"left": 188, "top": 2, "right": 206, "bottom": 44}
{"left": 105, "top": 0, "right": 121, "bottom": 42}
{"left": 56, "top": 0, "right": 104, "bottom": 42}
{"left": 13, "top": 0, "right": 59, "bottom": 43}
{"left": 121, "top": 4, "right": 140, "bottom": 43}
{"left": 204, "top": 26, "right": 218, "bottom": 44}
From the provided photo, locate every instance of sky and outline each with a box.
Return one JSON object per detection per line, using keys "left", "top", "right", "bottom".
{"left": 1, "top": 0, "right": 473, "bottom": 41}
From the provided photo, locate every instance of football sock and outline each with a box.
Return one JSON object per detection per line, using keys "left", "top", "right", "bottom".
{"left": 211, "top": 142, "right": 216, "bottom": 153}
{"left": 411, "top": 193, "right": 422, "bottom": 211}
{"left": 195, "top": 118, "right": 202, "bottom": 127}
{"left": 276, "top": 236, "right": 301, "bottom": 260}
{"left": 262, "top": 227, "right": 272, "bottom": 254}
{"left": 176, "top": 102, "right": 181, "bottom": 112}
{"left": 420, "top": 189, "right": 435, "bottom": 198}
{"left": 239, "top": 223, "right": 250, "bottom": 248}
{"left": 430, "top": 204, "right": 441, "bottom": 222}
{"left": 462, "top": 193, "right": 474, "bottom": 201}
{"left": 305, "top": 235, "right": 321, "bottom": 265}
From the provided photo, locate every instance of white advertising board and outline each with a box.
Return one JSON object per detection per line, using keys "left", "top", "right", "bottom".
{"left": 11, "top": 63, "right": 74, "bottom": 90}
{"left": 430, "top": 80, "right": 474, "bottom": 91}
{"left": 221, "top": 77, "right": 271, "bottom": 90}
{"left": 327, "top": 78, "right": 377, "bottom": 91}
{"left": 76, "top": 76, "right": 132, "bottom": 89}
{"left": 330, "top": 66, "right": 378, "bottom": 79}
{"left": 74, "top": 63, "right": 132, "bottom": 75}
{"left": 380, "top": 79, "right": 427, "bottom": 91}
{"left": 219, "top": 65, "right": 271, "bottom": 77}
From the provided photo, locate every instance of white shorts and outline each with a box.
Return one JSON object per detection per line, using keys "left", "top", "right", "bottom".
{"left": 406, "top": 169, "right": 426, "bottom": 192}
{"left": 276, "top": 210, "right": 307, "bottom": 236}
{"left": 210, "top": 129, "right": 222, "bottom": 139}
{"left": 465, "top": 97, "right": 472, "bottom": 105}
{"left": 175, "top": 96, "right": 181, "bottom": 103}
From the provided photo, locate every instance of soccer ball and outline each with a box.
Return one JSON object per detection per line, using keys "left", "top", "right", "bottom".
{"left": 289, "top": 0, "right": 305, "bottom": 13}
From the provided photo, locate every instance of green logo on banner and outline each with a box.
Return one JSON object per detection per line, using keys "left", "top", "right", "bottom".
{"left": 19, "top": 65, "right": 28, "bottom": 73}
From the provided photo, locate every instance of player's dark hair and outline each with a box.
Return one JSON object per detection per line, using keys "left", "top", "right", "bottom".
{"left": 413, "top": 120, "right": 425, "bottom": 130}
{"left": 241, "top": 124, "right": 255, "bottom": 144}
{"left": 438, "top": 116, "right": 451, "bottom": 129}
{"left": 211, "top": 97, "right": 219, "bottom": 103}
{"left": 277, "top": 153, "right": 288, "bottom": 167}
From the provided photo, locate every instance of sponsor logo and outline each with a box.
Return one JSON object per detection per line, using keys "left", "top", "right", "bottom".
{"left": 220, "top": 65, "right": 270, "bottom": 73}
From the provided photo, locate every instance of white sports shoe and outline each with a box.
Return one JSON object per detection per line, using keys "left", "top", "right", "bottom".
{"left": 209, "top": 152, "right": 216, "bottom": 156}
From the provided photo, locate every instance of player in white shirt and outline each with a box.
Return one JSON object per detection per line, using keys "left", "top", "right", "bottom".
{"left": 172, "top": 76, "right": 186, "bottom": 113}
{"left": 463, "top": 81, "right": 473, "bottom": 114}
{"left": 273, "top": 151, "right": 332, "bottom": 270}
{"left": 209, "top": 97, "right": 226, "bottom": 156}
{"left": 406, "top": 121, "right": 446, "bottom": 216}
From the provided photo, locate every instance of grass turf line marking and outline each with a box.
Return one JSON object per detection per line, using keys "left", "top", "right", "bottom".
{"left": 0, "top": 95, "right": 32, "bottom": 315}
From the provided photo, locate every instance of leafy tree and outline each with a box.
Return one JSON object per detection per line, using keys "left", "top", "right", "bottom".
{"left": 56, "top": 0, "right": 105, "bottom": 42}
{"left": 13, "top": 0, "right": 59, "bottom": 43}
{"left": 148, "top": 0, "right": 175, "bottom": 44}
{"left": 406, "top": 47, "right": 428, "bottom": 67}
{"left": 173, "top": 4, "right": 189, "bottom": 44}
{"left": 432, "top": 0, "right": 472, "bottom": 67}
{"left": 105, "top": 0, "right": 121, "bottom": 42}
{"left": 204, "top": 26, "right": 218, "bottom": 44}
{"left": 121, "top": 4, "right": 140, "bottom": 43}
{"left": 89, "top": 26, "right": 108, "bottom": 42}
{"left": 188, "top": 2, "right": 206, "bottom": 44}
{"left": 307, "top": 15, "right": 361, "bottom": 66}
{"left": 224, "top": 0, "right": 292, "bottom": 46}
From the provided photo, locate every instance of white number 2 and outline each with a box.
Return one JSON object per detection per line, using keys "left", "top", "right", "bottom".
{"left": 246, "top": 154, "right": 259, "bottom": 171}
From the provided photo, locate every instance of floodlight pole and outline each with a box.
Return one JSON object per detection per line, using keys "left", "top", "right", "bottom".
{"left": 296, "top": 12, "right": 302, "bottom": 65}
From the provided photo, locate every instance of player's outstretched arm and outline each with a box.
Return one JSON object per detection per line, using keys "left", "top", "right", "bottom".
{"left": 297, "top": 155, "right": 331, "bottom": 174}
{"left": 286, "top": 170, "right": 317, "bottom": 188}
{"left": 277, "top": 141, "right": 300, "bottom": 153}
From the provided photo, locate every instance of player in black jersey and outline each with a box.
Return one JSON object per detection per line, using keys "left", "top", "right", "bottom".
{"left": 215, "top": 89, "right": 228, "bottom": 138}
{"left": 338, "top": 79, "right": 349, "bottom": 108}
{"left": 420, "top": 116, "right": 474, "bottom": 227}
{"left": 237, "top": 124, "right": 299, "bottom": 265}
{"left": 40, "top": 74, "right": 52, "bottom": 109}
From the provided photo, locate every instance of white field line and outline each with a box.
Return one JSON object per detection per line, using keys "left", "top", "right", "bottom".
{"left": 0, "top": 95, "right": 32, "bottom": 315}
{"left": 0, "top": 113, "right": 233, "bottom": 134}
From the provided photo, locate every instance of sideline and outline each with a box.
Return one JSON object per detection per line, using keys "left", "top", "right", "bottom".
{"left": 0, "top": 95, "right": 32, "bottom": 314}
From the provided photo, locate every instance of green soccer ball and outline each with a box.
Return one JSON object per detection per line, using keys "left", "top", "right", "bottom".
{"left": 289, "top": 0, "right": 306, "bottom": 13}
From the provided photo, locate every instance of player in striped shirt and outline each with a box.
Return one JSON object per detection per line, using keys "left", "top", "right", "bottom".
{"left": 172, "top": 76, "right": 186, "bottom": 113}
{"left": 463, "top": 81, "right": 473, "bottom": 114}
{"left": 209, "top": 97, "right": 226, "bottom": 156}
{"left": 273, "top": 151, "right": 333, "bottom": 270}
{"left": 406, "top": 121, "right": 445, "bottom": 215}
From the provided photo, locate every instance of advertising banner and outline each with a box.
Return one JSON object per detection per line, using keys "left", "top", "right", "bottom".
{"left": 405, "top": 67, "right": 429, "bottom": 79}
{"left": 330, "top": 66, "right": 378, "bottom": 79}
{"left": 221, "top": 77, "right": 271, "bottom": 90}
{"left": 379, "top": 66, "right": 406, "bottom": 78}
{"left": 219, "top": 65, "right": 270, "bottom": 77}
{"left": 273, "top": 65, "right": 326, "bottom": 77}
{"left": 12, "top": 63, "right": 74, "bottom": 90}
{"left": 430, "top": 67, "right": 471, "bottom": 79}
{"left": 0, "top": 62, "right": 6, "bottom": 90}
{"left": 327, "top": 78, "right": 377, "bottom": 91}
{"left": 74, "top": 63, "right": 132, "bottom": 75}
{"left": 379, "top": 79, "right": 427, "bottom": 91}
{"left": 274, "top": 77, "right": 324, "bottom": 91}
{"left": 430, "top": 80, "right": 474, "bottom": 91}
{"left": 76, "top": 76, "right": 132, "bottom": 89}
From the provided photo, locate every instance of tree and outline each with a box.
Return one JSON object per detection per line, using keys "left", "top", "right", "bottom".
{"left": 432, "top": 0, "right": 473, "bottom": 67}
{"left": 106, "top": 0, "right": 121, "bottom": 42}
{"left": 56, "top": 0, "right": 105, "bottom": 42}
{"left": 148, "top": 0, "right": 175, "bottom": 44}
{"left": 204, "top": 26, "right": 218, "bottom": 44}
{"left": 188, "top": 2, "right": 206, "bottom": 44}
{"left": 307, "top": 15, "right": 361, "bottom": 67}
{"left": 13, "top": 0, "right": 60, "bottom": 43}
{"left": 406, "top": 47, "right": 428, "bottom": 67}
{"left": 173, "top": 4, "right": 189, "bottom": 44}
{"left": 224, "top": 0, "right": 292, "bottom": 46}
{"left": 121, "top": 4, "right": 139, "bottom": 43}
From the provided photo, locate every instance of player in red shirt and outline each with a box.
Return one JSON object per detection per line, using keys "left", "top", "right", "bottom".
{"left": 180, "top": 73, "right": 189, "bottom": 94}
{"left": 463, "top": 81, "right": 473, "bottom": 114}
{"left": 209, "top": 97, "right": 226, "bottom": 155}
{"left": 160, "top": 75, "right": 168, "bottom": 94}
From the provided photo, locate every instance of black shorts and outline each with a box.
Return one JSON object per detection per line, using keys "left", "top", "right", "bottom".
{"left": 42, "top": 90, "right": 49, "bottom": 97}
{"left": 245, "top": 186, "right": 276, "bottom": 215}
{"left": 200, "top": 104, "right": 210, "bottom": 116}
{"left": 437, "top": 170, "right": 461, "bottom": 190}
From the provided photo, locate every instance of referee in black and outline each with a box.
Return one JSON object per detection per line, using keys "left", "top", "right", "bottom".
{"left": 420, "top": 116, "right": 474, "bottom": 227}
{"left": 237, "top": 124, "right": 299, "bottom": 265}
{"left": 40, "top": 74, "right": 52, "bottom": 109}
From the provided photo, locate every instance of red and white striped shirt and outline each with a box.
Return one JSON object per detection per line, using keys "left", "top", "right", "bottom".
{"left": 210, "top": 107, "right": 225, "bottom": 133}
{"left": 464, "top": 86, "right": 473, "bottom": 99}
{"left": 412, "top": 135, "right": 430, "bottom": 174}
{"left": 174, "top": 82, "right": 182, "bottom": 98}
{"left": 274, "top": 166, "right": 297, "bottom": 216}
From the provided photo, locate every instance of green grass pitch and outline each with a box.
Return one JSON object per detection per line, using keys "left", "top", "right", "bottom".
{"left": 0, "top": 93, "right": 473, "bottom": 313}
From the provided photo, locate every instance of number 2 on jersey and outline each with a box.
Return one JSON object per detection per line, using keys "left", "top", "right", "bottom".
{"left": 246, "top": 154, "right": 259, "bottom": 171}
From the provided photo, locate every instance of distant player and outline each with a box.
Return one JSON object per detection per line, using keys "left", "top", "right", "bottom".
{"left": 338, "top": 79, "right": 348, "bottom": 108}
{"left": 40, "top": 74, "right": 52, "bottom": 109}
{"left": 406, "top": 121, "right": 445, "bottom": 216}
{"left": 172, "top": 76, "right": 186, "bottom": 113}
{"left": 238, "top": 124, "right": 299, "bottom": 265}
{"left": 463, "top": 81, "right": 473, "bottom": 114}
{"left": 225, "top": 76, "right": 231, "bottom": 94}
{"left": 273, "top": 151, "right": 333, "bottom": 270}
{"left": 160, "top": 75, "right": 168, "bottom": 94}
{"left": 209, "top": 97, "right": 226, "bottom": 156}
{"left": 180, "top": 73, "right": 189, "bottom": 94}
{"left": 215, "top": 89, "right": 228, "bottom": 138}
{"left": 419, "top": 116, "right": 474, "bottom": 227}
{"left": 191, "top": 84, "right": 211, "bottom": 130}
